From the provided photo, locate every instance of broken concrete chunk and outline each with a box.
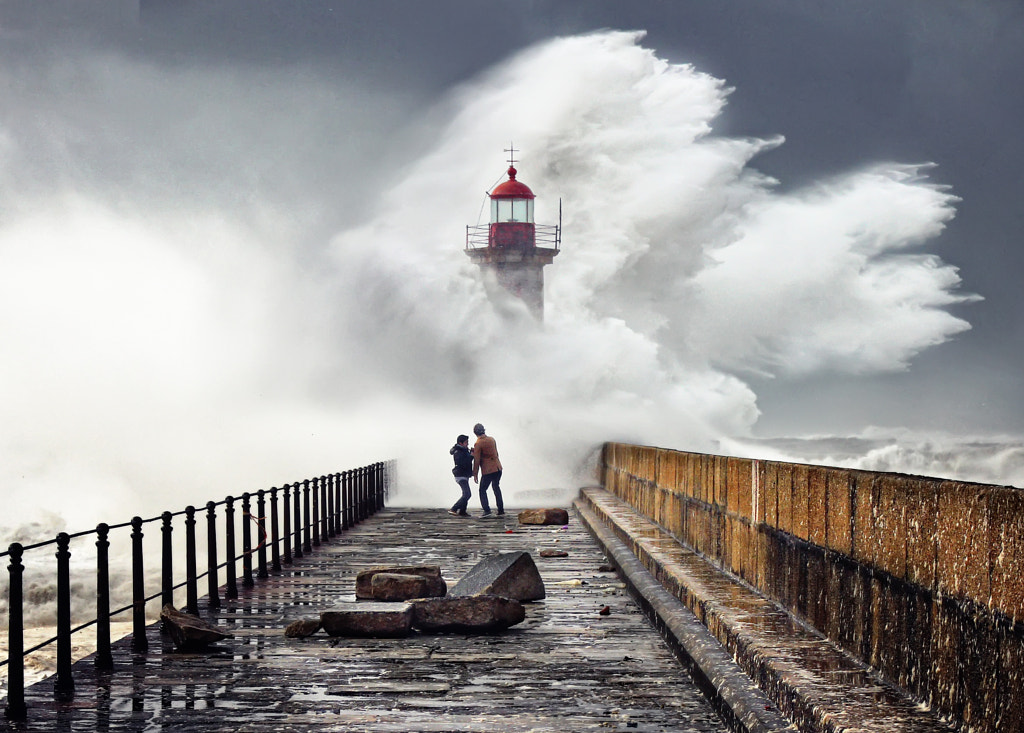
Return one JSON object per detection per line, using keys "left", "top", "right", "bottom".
{"left": 284, "top": 618, "right": 322, "bottom": 638}
{"left": 320, "top": 602, "right": 413, "bottom": 638}
{"left": 450, "top": 551, "right": 545, "bottom": 601}
{"left": 161, "top": 604, "right": 232, "bottom": 650}
{"left": 355, "top": 565, "right": 447, "bottom": 599}
{"left": 517, "top": 508, "right": 569, "bottom": 525}
{"left": 411, "top": 595, "right": 525, "bottom": 633}
{"left": 370, "top": 572, "right": 430, "bottom": 601}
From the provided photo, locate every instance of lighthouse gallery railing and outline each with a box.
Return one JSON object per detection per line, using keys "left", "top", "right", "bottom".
{"left": 1, "top": 459, "right": 394, "bottom": 721}
{"left": 465, "top": 223, "right": 561, "bottom": 250}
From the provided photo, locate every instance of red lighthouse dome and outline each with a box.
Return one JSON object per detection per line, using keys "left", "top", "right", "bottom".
{"left": 489, "top": 166, "right": 535, "bottom": 199}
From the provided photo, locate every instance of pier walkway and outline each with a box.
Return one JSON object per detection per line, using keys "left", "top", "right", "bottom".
{"left": 7, "top": 508, "right": 746, "bottom": 732}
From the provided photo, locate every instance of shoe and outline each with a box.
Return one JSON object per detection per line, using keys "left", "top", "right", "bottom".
{"left": 447, "top": 509, "right": 459, "bottom": 516}
{"left": 496, "top": 511, "right": 505, "bottom": 516}
{"left": 479, "top": 511, "right": 493, "bottom": 518}
{"left": 458, "top": 512, "right": 471, "bottom": 517}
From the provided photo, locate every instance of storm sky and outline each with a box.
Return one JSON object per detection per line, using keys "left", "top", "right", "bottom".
{"left": 2, "top": 0, "right": 1023, "bottom": 524}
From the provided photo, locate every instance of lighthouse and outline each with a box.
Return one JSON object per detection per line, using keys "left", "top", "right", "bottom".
{"left": 465, "top": 148, "right": 560, "bottom": 319}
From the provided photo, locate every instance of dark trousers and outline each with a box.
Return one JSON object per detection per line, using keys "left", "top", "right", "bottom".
{"left": 451, "top": 477, "right": 472, "bottom": 514}
{"left": 479, "top": 470, "right": 503, "bottom": 513}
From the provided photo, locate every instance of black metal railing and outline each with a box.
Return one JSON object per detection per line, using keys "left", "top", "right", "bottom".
{"left": 1, "top": 460, "right": 394, "bottom": 721}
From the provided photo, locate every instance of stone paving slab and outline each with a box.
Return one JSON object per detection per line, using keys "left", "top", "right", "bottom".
{"left": 6, "top": 508, "right": 734, "bottom": 732}
{"left": 577, "top": 487, "right": 958, "bottom": 733}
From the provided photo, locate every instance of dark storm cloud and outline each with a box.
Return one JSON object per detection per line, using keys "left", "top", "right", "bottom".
{"left": 2, "top": 0, "right": 1021, "bottom": 438}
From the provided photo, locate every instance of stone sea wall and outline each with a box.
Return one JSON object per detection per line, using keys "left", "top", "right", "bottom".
{"left": 599, "top": 442, "right": 1024, "bottom": 733}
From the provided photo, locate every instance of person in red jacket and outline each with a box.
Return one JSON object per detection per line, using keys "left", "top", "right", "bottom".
{"left": 472, "top": 423, "right": 504, "bottom": 517}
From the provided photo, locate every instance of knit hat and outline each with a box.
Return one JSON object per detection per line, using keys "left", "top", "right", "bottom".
{"left": 473, "top": 423, "right": 485, "bottom": 436}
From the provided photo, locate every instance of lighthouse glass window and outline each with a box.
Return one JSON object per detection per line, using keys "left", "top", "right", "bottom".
{"left": 491, "top": 198, "right": 534, "bottom": 224}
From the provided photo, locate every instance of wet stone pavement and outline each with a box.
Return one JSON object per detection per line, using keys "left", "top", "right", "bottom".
{"left": 9, "top": 508, "right": 733, "bottom": 732}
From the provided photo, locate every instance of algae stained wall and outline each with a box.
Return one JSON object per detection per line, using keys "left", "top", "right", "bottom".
{"left": 599, "top": 442, "right": 1024, "bottom": 733}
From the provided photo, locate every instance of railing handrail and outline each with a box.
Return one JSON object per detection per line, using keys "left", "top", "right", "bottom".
{"left": 2, "top": 459, "right": 395, "bottom": 721}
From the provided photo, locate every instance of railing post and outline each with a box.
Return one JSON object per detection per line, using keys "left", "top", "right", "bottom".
{"left": 241, "top": 493, "right": 253, "bottom": 587}
{"left": 373, "top": 464, "right": 380, "bottom": 512}
{"left": 363, "top": 466, "right": 371, "bottom": 520}
{"left": 282, "top": 484, "right": 293, "bottom": 565}
{"left": 353, "top": 467, "right": 361, "bottom": 524}
{"left": 292, "top": 482, "right": 303, "bottom": 559}
{"left": 131, "top": 517, "right": 148, "bottom": 652}
{"left": 311, "top": 477, "right": 321, "bottom": 547}
{"left": 55, "top": 531, "right": 74, "bottom": 699}
{"left": 352, "top": 468, "right": 360, "bottom": 524}
{"left": 320, "top": 475, "right": 329, "bottom": 540}
{"left": 257, "top": 490, "right": 269, "bottom": 579}
{"left": 185, "top": 506, "right": 198, "bottom": 614}
{"left": 341, "top": 470, "right": 350, "bottom": 531}
{"left": 95, "top": 523, "right": 113, "bottom": 670}
{"left": 359, "top": 466, "right": 368, "bottom": 522}
{"left": 348, "top": 469, "right": 357, "bottom": 527}
{"left": 302, "top": 479, "right": 312, "bottom": 554}
{"left": 270, "top": 487, "right": 282, "bottom": 572}
{"left": 5, "top": 542, "right": 26, "bottom": 721}
{"left": 333, "top": 473, "right": 342, "bottom": 534}
{"left": 327, "top": 474, "right": 336, "bottom": 537}
{"left": 225, "top": 497, "right": 238, "bottom": 600}
{"left": 206, "top": 502, "right": 220, "bottom": 609}
{"left": 161, "top": 511, "right": 173, "bottom": 610}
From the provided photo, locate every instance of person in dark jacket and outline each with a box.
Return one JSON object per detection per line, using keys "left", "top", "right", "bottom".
{"left": 448, "top": 434, "right": 474, "bottom": 517}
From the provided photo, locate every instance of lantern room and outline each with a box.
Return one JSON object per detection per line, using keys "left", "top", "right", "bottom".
{"left": 490, "top": 166, "right": 535, "bottom": 224}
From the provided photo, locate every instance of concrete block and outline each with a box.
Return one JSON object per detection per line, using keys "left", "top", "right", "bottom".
{"left": 355, "top": 565, "right": 446, "bottom": 600}
{"left": 753, "top": 460, "right": 768, "bottom": 524}
{"left": 763, "top": 462, "right": 779, "bottom": 529}
{"left": 851, "top": 471, "right": 877, "bottom": 565}
{"left": 777, "top": 463, "right": 794, "bottom": 535}
{"left": 936, "top": 482, "right": 989, "bottom": 601}
{"left": 791, "top": 464, "right": 809, "bottom": 541}
{"left": 989, "top": 488, "right": 1024, "bottom": 623}
{"left": 733, "top": 457, "right": 754, "bottom": 519}
{"left": 517, "top": 508, "right": 569, "bottom": 525}
{"left": 929, "top": 596, "right": 963, "bottom": 719}
{"left": 996, "top": 628, "right": 1024, "bottom": 732}
{"left": 160, "top": 605, "right": 232, "bottom": 650}
{"left": 370, "top": 572, "right": 430, "bottom": 602}
{"left": 808, "top": 467, "right": 827, "bottom": 546}
{"left": 805, "top": 545, "right": 826, "bottom": 630}
{"left": 960, "top": 609, "right": 999, "bottom": 731}
{"left": 411, "top": 594, "right": 525, "bottom": 633}
{"left": 904, "top": 479, "right": 938, "bottom": 589}
{"left": 825, "top": 468, "right": 853, "bottom": 555}
{"left": 715, "top": 455, "right": 728, "bottom": 508}
{"left": 823, "top": 556, "right": 847, "bottom": 651}
{"left": 655, "top": 448, "right": 676, "bottom": 496}
{"left": 905, "top": 590, "right": 933, "bottom": 701}
{"left": 847, "top": 564, "right": 872, "bottom": 662}
{"left": 321, "top": 602, "right": 413, "bottom": 638}
{"left": 450, "top": 550, "right": 545, "bottom": 601}
{"left": 875, "top": 476, "right": 907, "bottom": 578}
